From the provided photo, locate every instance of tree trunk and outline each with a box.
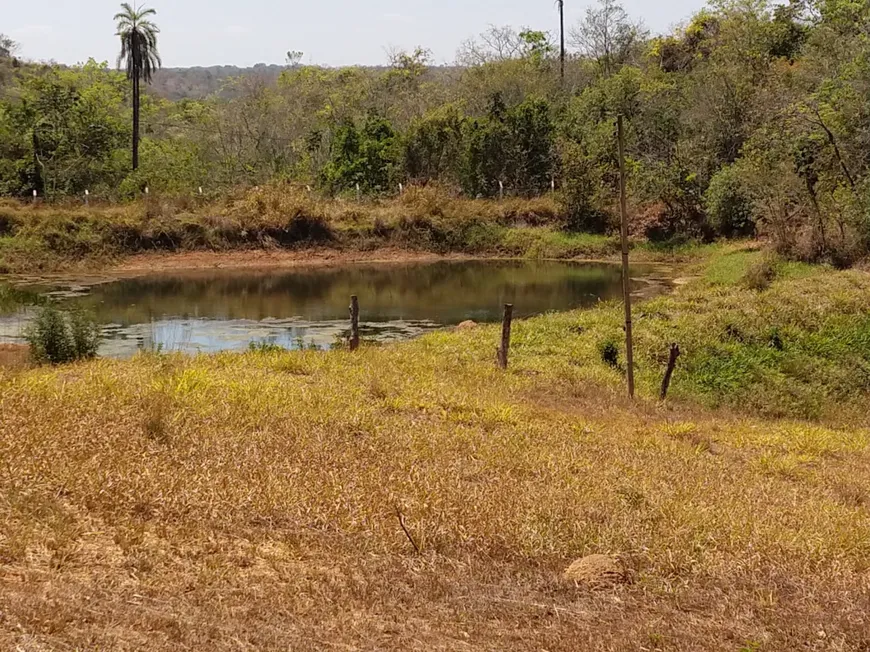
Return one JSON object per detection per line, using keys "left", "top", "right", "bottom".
{"left": 133, "top": 72, "right": 140, "bottom": 171}
{"left": 804, "top": 177, "right": 828, "bottom": 255}
{"left": 815, "top": 111, "right": 856, "bottom": 191}
{"left": 132, "top": 31, "right": 140, "bottom": 172}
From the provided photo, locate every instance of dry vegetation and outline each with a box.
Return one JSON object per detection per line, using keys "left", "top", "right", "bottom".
{"left": 0, "top": 187, "right": 629, "bottom": 274}
{"left": 0, "top": 343, "right": 28, "bottom": 370}
{"left": 1, "top": 250, "right": 870, "bottom": 650}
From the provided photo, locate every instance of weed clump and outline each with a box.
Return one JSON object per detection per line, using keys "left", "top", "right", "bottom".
{"left": 249, "top": 340, "right": 285, "bottom": 354}
{"left": 599, "top": 339, "right": 620, "bottom": 369}
{"left": 25, "top": 306, "right": 101, "bottom": 364}
{"left": 742, "top": 255, "right": 777, "bottom": 290}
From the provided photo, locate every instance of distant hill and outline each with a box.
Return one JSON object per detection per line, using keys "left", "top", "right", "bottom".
{"left": 150, "top": 64, "right": 287, "bottom": 100}
{"left": 149, "top": 64, "right": 464, "bottom": 100}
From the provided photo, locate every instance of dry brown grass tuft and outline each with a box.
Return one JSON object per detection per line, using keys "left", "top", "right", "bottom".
{"left": 563, "top": 554, "right": 628, "bottom": 587}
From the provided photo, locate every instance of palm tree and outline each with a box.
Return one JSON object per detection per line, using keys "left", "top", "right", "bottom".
{"left": 115, "top": 3, "right": 161, "bottom": 171}
{"left": 557, "top": 0, "right": 565, "bottom": 85}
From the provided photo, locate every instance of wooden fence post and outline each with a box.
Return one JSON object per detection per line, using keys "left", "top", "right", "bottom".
{"left": 349, "top": 295, "right": 360, "bottom": 352}
{"left": 497, "top": 303, "right": 514, "bottom": 369}
{"left": 660, "top": 343, "right": 681, "bottom": 401}
{"left": 617, "top": 115, "right": 636, "bottom": 399}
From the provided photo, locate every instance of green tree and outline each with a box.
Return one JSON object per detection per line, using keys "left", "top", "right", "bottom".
{"left": 461, "top": 94, "right": 555, "bottom": 197}
{"left": 0, "top": 62, "right": 129, "bottom": 197}
{"left": 320, "top": 115, "right": 399, "bottom": 194}
{"left": 403, "top": 104, "right": 466, "bottom": 185}
{"left": 115, "top": 2, "right": 162, "bottom": 171}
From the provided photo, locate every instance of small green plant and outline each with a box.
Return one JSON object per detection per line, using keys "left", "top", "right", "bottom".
{"left": 599, "top": 339, "right": 620, "bottom": 369}
{"left": 25, "top": 306, "right": 101, "bottom": 365}
{"left": 248, "top": 340, "right": 285, "bottom": 353}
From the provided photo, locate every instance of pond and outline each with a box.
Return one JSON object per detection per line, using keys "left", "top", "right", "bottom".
{"left": 0, "top": 260, "right": 671, "bottom": 358}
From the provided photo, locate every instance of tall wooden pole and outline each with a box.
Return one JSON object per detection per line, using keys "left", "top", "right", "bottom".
{"left": 497, "top": 304, "right": 514, "bottom": 370}
{"left": 559, "top": 0, "right": 565, "bottom": 86}
{"left": 617, "top": 116, "right": 635, "bottom": 399}
{"left": 349, "top": 295, "right": 360, "bottom": 352}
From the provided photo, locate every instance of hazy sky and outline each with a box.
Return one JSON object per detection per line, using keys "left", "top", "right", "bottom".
{"left": 7, "top": 0, "right": 707, "bottom": 68}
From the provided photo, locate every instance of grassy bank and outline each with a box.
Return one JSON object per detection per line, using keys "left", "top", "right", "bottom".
{"left": 0, "top": 187, "right": 629, "bottom": 274}
{"left": 0, "top": 187, "right": 720, "bottom": 274}
{"left": 2, "top": 249, "right": 870, "bottom": 650}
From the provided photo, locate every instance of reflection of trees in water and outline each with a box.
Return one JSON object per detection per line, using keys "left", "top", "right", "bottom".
{"left": 121, "top": 317, "right": 439, "bottom": 356}
{"left": 0, "top": 285, "right": 43, "bottom": 313}
{"left": 68, "top": 261, "right": 631, "bottom": 325}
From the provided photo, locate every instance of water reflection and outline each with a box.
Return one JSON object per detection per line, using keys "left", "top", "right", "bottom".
{"left": 0, "top": 260, "right": 667, "bottom": 357}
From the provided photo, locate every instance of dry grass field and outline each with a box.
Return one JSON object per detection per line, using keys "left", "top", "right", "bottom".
{"left": 2, "top": 249, "right": 870, "bottom": 650}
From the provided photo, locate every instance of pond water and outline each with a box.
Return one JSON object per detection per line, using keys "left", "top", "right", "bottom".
{"left": 0, "top": 260, "right": 671, "bottom": 358}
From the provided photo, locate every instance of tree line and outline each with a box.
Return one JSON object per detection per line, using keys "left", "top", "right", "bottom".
{"left": 1, "top": 0, "right": 870, "bottom": 262}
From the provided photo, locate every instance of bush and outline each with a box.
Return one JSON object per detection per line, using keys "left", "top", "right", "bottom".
{"left": 636, "top": 203, "right": 705, "bottom": 244}
{"left": 599, "top": 339, "right": 620, "bottom": 369}
{"left": 742, "top": 255, "right": 777, "bottom": 291}
{"left": 26, "top": 306, "right": 101, "bottom": 364}
{"left": 705, "top": 164, "right": 756, "bottom": 238}
{"left": 560, "top": 143, "right": 612, "bottom": 234}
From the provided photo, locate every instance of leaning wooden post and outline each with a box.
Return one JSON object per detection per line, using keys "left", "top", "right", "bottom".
{"left": 349, "top": 295, "right": 360, "bottom": 352}
{"left": 660, "top": 343, "right": 681, "bottom": 401}
{"left": 617, "top": 115, "right": 635, "bottom": 399}
{"left": 497, "top": 303, "right": 514, "bottom": 369}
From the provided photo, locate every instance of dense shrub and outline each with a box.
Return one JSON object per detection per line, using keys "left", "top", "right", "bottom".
{"left": 705, "top": 165, "right": 755, "bottom": 238}
{"left": 26, "top": 306, "right": 101, "bottom": 364}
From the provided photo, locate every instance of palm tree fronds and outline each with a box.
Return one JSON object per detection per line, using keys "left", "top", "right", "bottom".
{"left": 114, "top": 2, "right": 161, "bottom": 82}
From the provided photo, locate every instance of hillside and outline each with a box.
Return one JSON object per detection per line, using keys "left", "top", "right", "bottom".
{"left": 149, "top": 64, "right": 464, "bottom": 100}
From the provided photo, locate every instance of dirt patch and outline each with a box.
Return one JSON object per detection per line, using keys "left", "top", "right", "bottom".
{"left": 456, "top": 320, "right": 479, "bottom": 331}
{"left": 0, "top": 344, "right": 30, "bottom": 370}
{"left": 110, "top": 248, "right": 480, "bottom": 274}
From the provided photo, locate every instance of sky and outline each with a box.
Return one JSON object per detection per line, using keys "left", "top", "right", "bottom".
{"left": 7, "top": 0, "right": 707, "bottom": 68}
